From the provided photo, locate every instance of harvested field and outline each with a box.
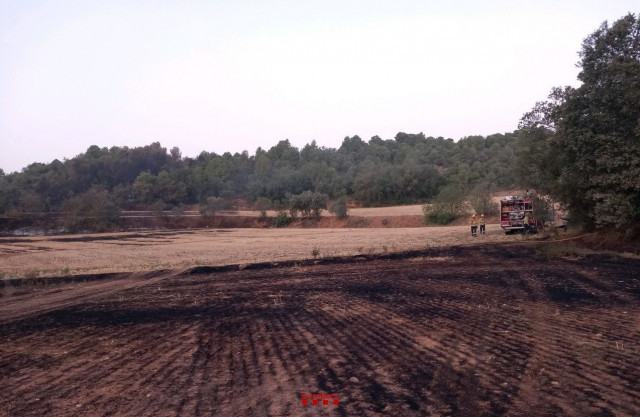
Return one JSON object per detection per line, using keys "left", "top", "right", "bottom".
{"left": 1, "top": 244, "right": 640, "bottom": 416}
{"left": 0, "top": 225, "right": 517, "bottom": 279}
{"left": 224, "top": 204, "right": 426, "bottom": 217}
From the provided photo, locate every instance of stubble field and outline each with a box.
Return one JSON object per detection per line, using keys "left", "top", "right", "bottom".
{"left": 0, "top": 225, "right": 512, "bottom": 279}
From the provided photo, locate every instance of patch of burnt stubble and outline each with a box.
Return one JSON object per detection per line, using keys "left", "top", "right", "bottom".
{"left": 1, "top": 244, "right": 640, "bottom": 416}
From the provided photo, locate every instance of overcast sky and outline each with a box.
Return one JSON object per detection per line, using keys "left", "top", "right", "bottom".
{"left": 0, "top": 1, "right": 637, "bottom": 173}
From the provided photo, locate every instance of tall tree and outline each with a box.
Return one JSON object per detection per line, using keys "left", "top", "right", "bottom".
{"left": 518, "top": 14, "right": 640, "bottom": 228}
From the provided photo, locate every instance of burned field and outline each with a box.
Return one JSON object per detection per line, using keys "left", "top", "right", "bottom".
{"left": 1, "top": 244, "right": 640, "bottom": 416}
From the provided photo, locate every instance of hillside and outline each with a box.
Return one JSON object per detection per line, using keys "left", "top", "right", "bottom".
{"left": 0, "top": 133, "right": 519, "bottom": 231}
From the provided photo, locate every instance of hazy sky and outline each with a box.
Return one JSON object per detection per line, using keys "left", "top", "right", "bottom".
{"left": 0, "top": 1, "right": 637, "bottom": 173}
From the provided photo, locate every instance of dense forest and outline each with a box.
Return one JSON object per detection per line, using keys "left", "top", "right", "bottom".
{"left": 0, "top": 132, "right": 519, "bottom": 218}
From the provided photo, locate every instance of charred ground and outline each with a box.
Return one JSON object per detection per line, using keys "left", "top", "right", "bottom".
{"left": 1, "top": 244, "right": 640, "bottom": 416}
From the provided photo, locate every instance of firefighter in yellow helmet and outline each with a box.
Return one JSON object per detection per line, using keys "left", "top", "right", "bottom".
{"left": 469, "top": 214, "right": 478, "bottom": 237}
{"left": 479, "top": 214, "right": 486, "bottom": 235}
{"left": 523, "top": 213, "right": 531, "bottom": 235}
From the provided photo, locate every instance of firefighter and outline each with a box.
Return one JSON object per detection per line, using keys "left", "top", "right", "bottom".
{"left": 479, "top": 214, "right": 486, "bottom": 235}
{"left": 523, "top": 213, "right": 531, "bottom": 234}
{"left": 469, "top": 214, "right": 478, "bottom": 237}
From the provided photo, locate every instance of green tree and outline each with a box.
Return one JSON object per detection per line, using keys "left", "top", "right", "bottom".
{"left": 155, "top": 170, "right": 187, "bottom": 205}
{"left": 519, "top": 14, "right": 640, "bottom": 229}
{"left": 289, "top": 190, "right": 328, "bottom": 219}
{"left": 133, "top": 171, "right": 157, "bottom": 204}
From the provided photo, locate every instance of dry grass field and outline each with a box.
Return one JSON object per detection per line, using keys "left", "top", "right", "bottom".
{"left": 221, "top": 204, "right": 426, "bottom": 217}
{"left": 0, "top": 225, "right": 516, "bottom": 279}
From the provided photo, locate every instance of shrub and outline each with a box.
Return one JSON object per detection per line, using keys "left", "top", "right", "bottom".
{"left": 427, "top": 212, "right": 457, "bottom": 225}
{"left": 328, "top": 196, "right": 349, "bottom": 219}
{"left": 274, "top": 211, "right": 291, "bottom": 228}
{"left": 423, "top": 185, "right": 468, "bottom": 225}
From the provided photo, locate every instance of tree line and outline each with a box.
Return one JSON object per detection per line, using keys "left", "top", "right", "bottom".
{"left": 0, "top": 132, "right": 520, "bottom": 219}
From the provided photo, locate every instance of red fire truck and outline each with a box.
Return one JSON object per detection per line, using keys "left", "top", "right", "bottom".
{"left": 500, "top": 196, "right": 536, "bottom": 234}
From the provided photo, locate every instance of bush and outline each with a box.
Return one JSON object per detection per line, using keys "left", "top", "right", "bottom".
{"left": 423, "top": 185, "right": 468, "bottom": 225}
{"left": 328, "top": 196, "right": 349, "bottom": 219}
{"left": 274, "top": 211, "right": 291, "bottom": 228}
{"left": 427, "top": 212, "right": 457, "bottom": 225}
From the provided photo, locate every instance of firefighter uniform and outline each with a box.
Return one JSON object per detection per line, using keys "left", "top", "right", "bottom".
{"left": 469, "top": 215, "right": 478, "bottom": 237}
{"left": 479, "top": 215, "right": 486, "bottom": 235}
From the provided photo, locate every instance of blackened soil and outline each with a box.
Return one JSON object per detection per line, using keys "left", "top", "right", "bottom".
{"left": 1, "top": 245, "right": 640, "bottom": 416}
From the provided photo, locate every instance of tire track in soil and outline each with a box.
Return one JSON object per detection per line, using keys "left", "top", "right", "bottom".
{"left": 506, "top": 266, "right": 640, "bottom": 417}
{"left": 303, "top": 297, "right": 445, "bottom": 415}
{"left": 332, "top": 289, "right": 525, "bottom": 415}
{"left": 1, "top": 319, "right": 200, "bottom": 416}
{"left": 88, "top": 324, "right": 200, "bottom": 416}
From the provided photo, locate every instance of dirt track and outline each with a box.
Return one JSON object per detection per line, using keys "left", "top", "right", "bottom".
{"left": 1, "top": 244, "right": 640, "bottom": 416}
